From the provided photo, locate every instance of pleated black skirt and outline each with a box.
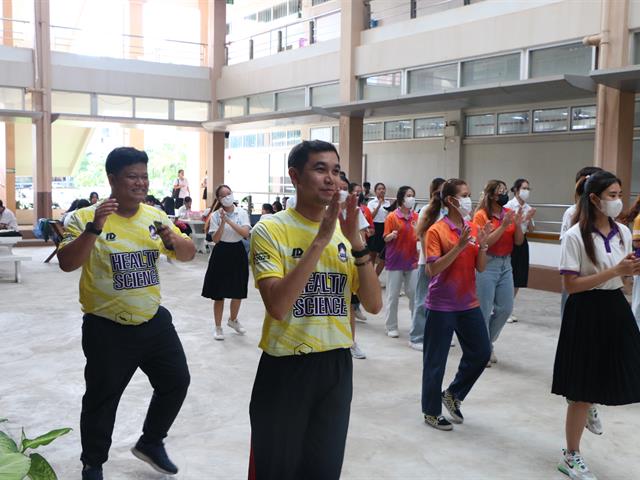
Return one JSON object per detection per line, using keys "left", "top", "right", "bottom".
{"left": 201, "top": 241, "right": 249, "bottom": 300}
{"left": 552, "top": 289, "right": 640, "bottom": 405}
{"left": 367, "top": 222, "right": 386, "bottom": 254}
{"left": 510, "top": 236, "right": 529, "bottom": 288}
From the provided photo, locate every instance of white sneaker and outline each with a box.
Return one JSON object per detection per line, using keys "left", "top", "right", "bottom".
{"left": 386, "top": 329, "right": 399, "bottom": 338}
{"left": 227, "top": 319, "right": 246, "bottom": 335}
{"left": 214, "top": 326, "right": 225, "bottom": 341}
{"left": 557, "top": 449, "right": 597, "bottom": 480}
{"left": 507, "top": 314, "right": 518, "bottom": 323}
{"left": 408, "top": 342, "right": 423, "bottom": 351}
{"left": 586, "top": 406, "right": 603, "bottom": 435}
{"left": 450, "top": 338, "right": 456, "bottom": 347}
{"left": 353, "top": 307, "right": 367, "bottom": 322}
{"left": 490, "top": 350, "right": 497, "bottom": 364}
{"left": 350, "top": 342, "right": 366, "bottom": 359}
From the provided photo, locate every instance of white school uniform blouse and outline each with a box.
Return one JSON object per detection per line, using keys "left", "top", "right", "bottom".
{"left": 560, "top": 222, "right": 632, "bottom": 290}
{"left": 505, "top": 197, "right": 535, "bottom": 233}
{"left": 208, "top": 206, "right": 251, "bottom": 242}
{"left": 367, "top": 198, "right": 390, "bottom": 223}
{"left": 560, "top": 204, "right": 577, "bottom": 240}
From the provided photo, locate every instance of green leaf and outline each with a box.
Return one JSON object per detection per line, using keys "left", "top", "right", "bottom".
{"left": 0, "top": 452, "right": 31, "bottom": 480}
{"left": 0, "top": 432, "right": 18, "bottom": 454}
{"left": 26, "top": 453, "right": 56, "bottom": 480}
{"left": 0, "top": 420, "right": 7, "bottom": 424}
{"left": 21, "top": 429, "right": 71, "bottom": 452}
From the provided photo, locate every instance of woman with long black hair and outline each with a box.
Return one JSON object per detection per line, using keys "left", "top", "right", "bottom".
{"left": 201, "top": 184, "right": 251, "bottom": 340}
{"left": 553, "top": 170, "right": 640, "bottom": 480}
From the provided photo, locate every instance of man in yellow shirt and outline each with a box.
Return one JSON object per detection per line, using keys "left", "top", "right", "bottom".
{"left": 58, "top": 147, "right": 195, "bottom": 480}
{"left": 248, "top": 140, "right": 382, "bottom": 480}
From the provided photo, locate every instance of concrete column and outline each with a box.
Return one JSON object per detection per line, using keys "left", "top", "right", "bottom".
{"left": 128, "top": 0, "right": 146, "bottom": 60}
{"left": 338, "top": 0, "right": 367, "bottom": 182}
{"left": 205, "top": 0, "right": 227, "bottom": 193}
{"left": 33, "top": 0, "right": 53, "bottom": 221}
{"left": 128, "top": 129, "right": 145, "bottom": 150}
{"left": 2, "top": 0, "right": 13, "bottom": 46}
{"left": 593, "top": 0, "right": 633, "bottom": 204}
{"left": 1, "top": 124, "right": 16, "bottom": 211}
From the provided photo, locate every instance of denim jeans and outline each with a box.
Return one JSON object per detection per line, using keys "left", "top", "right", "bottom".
{"left": 409, "top": 265, "right": 430, "bottom": 344}
{"left": 476, "top": 255, "right": 514, "bottom": 343}
{"left": 421, "top": 307, "right": 491, "bottom": 416}
{"left": 385, "top": 269, "right": 416, "bottom": 332}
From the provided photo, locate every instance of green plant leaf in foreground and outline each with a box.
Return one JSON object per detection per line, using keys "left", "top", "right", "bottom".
{"left": 0, "top": 432, "right": 18, "bottom": 454}
{"left": 0, "top": 420, "right": 7, "bottom": 423}
{"left": 27, "top": 453, "right": 57, "bottom": 480}
{"left": 0, "top": 452, "right": 31, "bottom": 480}
{"left": 21, "top": 429, "right": 71, "bottom": 452}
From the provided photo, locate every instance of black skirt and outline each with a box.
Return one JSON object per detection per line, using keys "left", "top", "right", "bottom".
{"left": 552, "top": 289, "right": 640, "bottom": 405}
{"left": 510, "top": 236, "right": 529, "bottom": 288}
{"left": 367, "top": 222, "right": 386, "bottom": 254}
{"left": 201, "top": 241, "right": 249, "bottom": 300}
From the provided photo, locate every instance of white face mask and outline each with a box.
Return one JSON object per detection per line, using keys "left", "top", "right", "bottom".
{"left": 220, "top": 194, "right": 234, "bottom": 208}
{"left": 287, "top": 195, "right": 296, "bottom": 209}
{"left": 403, "top": 196, "right": 416, "bottom": 209}
{"left": 518, "top": 189, "right": 530, "bottom": 202}
{"left": 455, "top": 196, "right": 473, "bottom": 217}
{"left": 339, "top": 190, "right": 349, "bottom": 204}
{"left": 599, "top": 198, "right": 623, "bottom": 218}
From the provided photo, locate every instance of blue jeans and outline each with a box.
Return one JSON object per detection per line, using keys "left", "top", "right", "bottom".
{"left": 409, "top": 265, "right": 430, "bottom": 344}
{"left": 421, "top": 307, "right": 491, "bottom": 416}
{"left": 476, "top": 255, "right": 514, "bottom": 344}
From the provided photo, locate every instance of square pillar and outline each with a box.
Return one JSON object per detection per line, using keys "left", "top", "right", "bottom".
{"left": 338, "top": 115, "right": 363, "bottom": 182}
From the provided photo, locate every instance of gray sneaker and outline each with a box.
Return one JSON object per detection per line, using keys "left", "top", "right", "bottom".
{"left": 557, "top": 449, "right": 597, "bottom": 480}
{"left": 350, "top": 342, "right": 366, "bottom": 359}
{"left": 586, "top": 405, "right": 603, "bottom": 435}
{"left": 441, "top": 390, "right": 464, "bottom": 424}
{"left": 423, "top": 414, "right": 453, "bottom": 431}
{"left": 227, "top": 319, "right": 246, "bottom": 335}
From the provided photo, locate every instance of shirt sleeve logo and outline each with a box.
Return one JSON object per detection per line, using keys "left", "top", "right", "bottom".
{"left": 337, "top": 242, "right": 348, "bottom": 262}
{"left": 149, "top": 225, "right": 159, "bottom": 240}
{"left": 292, "top": 247, "right": 304, "bottom": 259}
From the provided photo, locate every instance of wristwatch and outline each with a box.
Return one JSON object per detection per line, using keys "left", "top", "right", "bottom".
{"left": 85, "top": 221, "right": 102, "bottom": 236}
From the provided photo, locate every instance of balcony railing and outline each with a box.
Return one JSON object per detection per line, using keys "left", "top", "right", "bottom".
{"left": 369, "top": 0, "right": 482, "bottom": 28}
{"left": 50, "top": 25, "right": 208, "bottom": 67}
{"left": 0, "top": 17, "right": 33, "bottom": 48}
{"left": 225, "top": 10, "right": 341, "bottom": 66}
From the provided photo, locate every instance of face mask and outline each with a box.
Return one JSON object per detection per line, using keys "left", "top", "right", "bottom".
{"left": 497, "top": 193, "right": 509, "bottom": 206}
{"left": 287, "top": 195, "right": 296, "bottom": 209}
{"left": 518, "top": 189, "right": 530, "bottom": 202}
{"left": 599, "top": 198, "right": 623, "bottom": 218}
{"left": 339, "top": 190, "right": 349, "bottom": 204}
{"left": 403, "top": 196, "right": 416, "bottom": 209}
{"left": 220, "top": 194, "right": 234, "bottom": 207}
{"left": 455, "top": 197, "right": 473, "bottom": 217}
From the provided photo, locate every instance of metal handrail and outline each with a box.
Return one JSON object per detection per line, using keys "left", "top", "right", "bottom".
{"left": 0, "top": 17, "right": 33, "bottom": 48}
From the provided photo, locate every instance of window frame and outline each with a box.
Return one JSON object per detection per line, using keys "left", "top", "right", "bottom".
{"left": 497, "top": 111, "right": 531, "bottom": 136}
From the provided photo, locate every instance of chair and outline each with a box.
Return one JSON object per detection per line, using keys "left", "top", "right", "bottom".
{"left": 44, "top": 220, "right": 65, "bottom": 263}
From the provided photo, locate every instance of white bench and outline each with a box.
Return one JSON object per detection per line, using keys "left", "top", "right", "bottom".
{"left": 190, "top": 233, "right": 208, "bottom": 254}
{"left": 0, "top": 254, "right": 31, "bottom": 283}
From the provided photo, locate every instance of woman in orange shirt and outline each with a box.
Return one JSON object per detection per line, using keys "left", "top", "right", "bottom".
{"left": 473, "top": 180, "right": 526, "bottom": 365}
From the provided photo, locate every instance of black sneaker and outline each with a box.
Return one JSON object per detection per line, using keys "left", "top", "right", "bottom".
{"left": 441, "top": 390, "right": 464, "bottom": 424}
{"left": 82, "top": 465, "right": 103, "bottom": 480}
{"left": 423, "top": 414, "right": 453, "bottom": 431}
{"left": 131, "top": 439, "right": 179, "bottom": 475}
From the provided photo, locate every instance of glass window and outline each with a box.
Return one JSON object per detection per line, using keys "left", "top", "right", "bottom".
{"left": 310, "top": 126, "right": 332, "bottom": 142}
{"left": 271, "top": 131, "right": 287, "bottom": 148}
{"left": 310, "top": 83, "right": 339, "bottom": 106}
{"left": 571, "top": 105, "right": 596, "bottom": 130}
{"left": 635, "top": 100, "right": 640, "bottom": 127}
{"left": 174, "top": 101, "right": 208, "bottom": 121}
{"left": 97, "top": 95, "right": 132, "bottom": 117}
{"left": 0, "top": 87, "right": 24, "bottom": 110}
{"left": 249, "top": 93, "right": 274, "bottom": 115}
{"left": 408, "top": 64, "right": 458, "bottom": 94}
{"left": 384, "top": 120, "right": 412, "bottom": 140}
{"left": 363, "top": 122, "right": 383, "bottom": 141}
{"left": 332, "top": 125, "right": 339, "bottom": 143}
{"left": 461, "top": 54, "right": 521, "bottom": 87}
{"left": 222, "top": 98, "right": 245, "bottom": 118}
{"left": 533, "top": 108, "right": 569, "bottom": 133}
{"left": 529, "top": 43, "right": 592, "bottom": 78}
{"left": 360, "top": 72, "right": 402, "bottom": 100}
{"left": 466, "top": 114, "right": 495, "bottom": 136}
{"left": 635, "top": 33, "right": 640, "bottom": 64}
{"left": 51, "top": 91, "right": 90, "bottom": 115}
{"left": 498, "top": 111, "right": 530, "bottom": 135}
{"left": 287, "top": 130, "right": 301, "bottom": 146}
{"left": 135, "top": 98, "right": 168, "bottom": 119}
{"left": 276, "top": 88, "right": 306, "bottom": 111}
{"left": 414, "top": 117, "right": 445, "bottom": 137}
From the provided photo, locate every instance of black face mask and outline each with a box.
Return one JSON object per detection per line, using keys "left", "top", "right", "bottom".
{"left": 497, "top": 194, "right": 509, "bottom": 206}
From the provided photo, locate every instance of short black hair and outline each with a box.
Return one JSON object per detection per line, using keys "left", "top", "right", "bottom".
{"left": 575, "top": 166, "right": 602, "bottom": 183}
{"left": 288, "top": 140, "right": 339, "bottom": 171}
{"left": 105, "top": 147, "right": 148, "bottom": 175}
{"left": 185, "top": 196, "right": 192, "bottom": 203}
{"left": 76, "top": 199, "right": 91, "bottom": 209}
{"left": 0, "top": 199, "right": 3, "bottom": 208}
{"left": 363, "top": 182, "right": 371, "bottom": 189}
{"left": 262, "top": 203, "right": 274, "bottom": 213}
{"left": 89, "top": 191, "right": 98, "bottom": 199}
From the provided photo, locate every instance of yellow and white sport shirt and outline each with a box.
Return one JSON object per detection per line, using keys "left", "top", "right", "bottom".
{"left": 60, "top": 202, "right": 188, "bottom": 325}
{"left": 250, "top": 208, "right": 359, "bottom": 357}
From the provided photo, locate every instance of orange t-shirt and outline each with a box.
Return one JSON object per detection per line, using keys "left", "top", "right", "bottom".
{"left": 473, "top": 208, "right": 516, "bottom": 257}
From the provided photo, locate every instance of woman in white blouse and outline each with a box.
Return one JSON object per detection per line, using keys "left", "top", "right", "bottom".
{"left": 201, "top": 185, "right": 251, "bottom": 341}
{"left": 552, "top": 171, "right": 640, "bottom": 480}
{"left": 505, "top": 179, "right": 536, "bottom": 322}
